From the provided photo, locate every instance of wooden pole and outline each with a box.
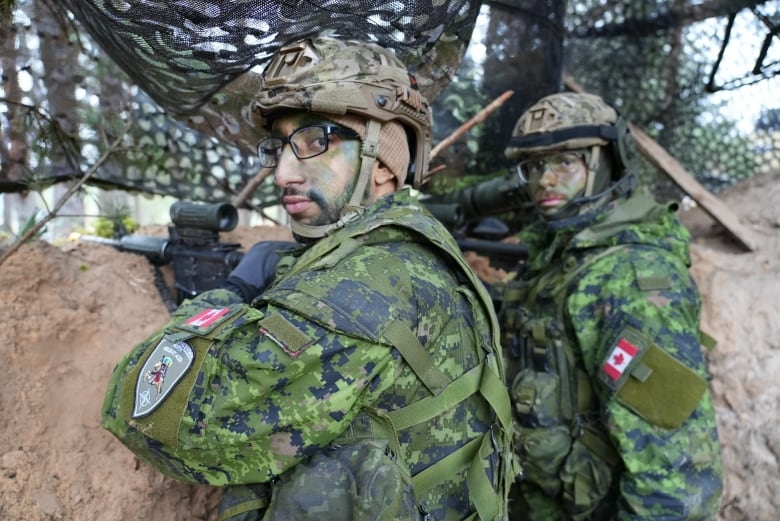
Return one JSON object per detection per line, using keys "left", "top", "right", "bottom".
{"left": 232, "top": 166, "right": 275, "bottom": 208}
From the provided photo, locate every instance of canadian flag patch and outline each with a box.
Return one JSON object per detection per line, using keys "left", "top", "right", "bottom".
{"left": 184, "top": 307, "right": 230, "bottom": 329}
{"left": 602, "top": 337, "right": 639, "bottom": 381}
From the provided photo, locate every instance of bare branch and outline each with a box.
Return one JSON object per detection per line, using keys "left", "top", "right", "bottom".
{"left": 0, "top": 125, "right": 130, "bottom": 266}
{"left": 430, "top": 89, "right": 514, "bottom": 161}
{"left": 232, "top": 166, "right": 275, "bottom": 208}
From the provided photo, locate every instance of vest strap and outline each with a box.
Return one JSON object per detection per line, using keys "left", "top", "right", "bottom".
{"left": 467, "top": 431, "right": 502, "bottom": 521}
{"left": 412, "top": 435, "right": 481, "bottom": 497}
{"left": 386, "top": 362, "right": 482, "bottom": 429}
{"left": 382, "top": 320, "right": 451, "bottom": 395}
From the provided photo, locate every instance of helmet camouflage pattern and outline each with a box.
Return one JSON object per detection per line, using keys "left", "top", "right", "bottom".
{"left": 252, "top": 37, "right": 433, "bottom": 188}
{"left": 504, "top": 92, "right": 623, "bottom": 159}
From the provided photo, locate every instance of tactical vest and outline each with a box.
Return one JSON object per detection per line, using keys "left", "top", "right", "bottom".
{"left": 258, "top": 204, "right": 515, "bottom": 521}
{"left": 500, "top": 246, "right": 625, "bottom": 520}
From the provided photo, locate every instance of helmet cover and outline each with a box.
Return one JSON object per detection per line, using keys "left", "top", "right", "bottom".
{"left": 504, "top": 92, "right": 620, "bottom": 160}
{"left": 252, "top": 37, "right": 433, "bottom": 188}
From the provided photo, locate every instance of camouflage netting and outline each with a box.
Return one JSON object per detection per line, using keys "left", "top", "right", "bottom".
{"left": 0, "top": 0, "right": 778, "bottom": 211}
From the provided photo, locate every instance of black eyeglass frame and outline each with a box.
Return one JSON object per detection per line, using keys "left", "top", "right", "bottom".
{"left": 257, "top": 125, "right": 360, "bottom": 168}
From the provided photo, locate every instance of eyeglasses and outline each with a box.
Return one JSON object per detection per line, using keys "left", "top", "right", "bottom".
{"left": 257, "top": 125, "right": 360, "bottom": 167}
{"left": 516, "top": 152, "right": 586, "bottom": 183}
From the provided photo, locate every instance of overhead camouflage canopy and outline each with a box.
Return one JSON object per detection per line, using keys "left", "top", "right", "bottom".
{"left": 60, "top": 0, "right": 481, "bottom": 155}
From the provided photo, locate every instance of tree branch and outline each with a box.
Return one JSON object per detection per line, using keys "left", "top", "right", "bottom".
{"left": 0, "top": 126, "right": 129, "bottom": 266}
{"left": 430, "top": 89, "right": 514, "bottom": 161}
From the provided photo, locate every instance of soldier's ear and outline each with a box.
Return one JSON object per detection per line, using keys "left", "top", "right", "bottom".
{"left": 372, "top": 161, "right": 395, "bottom": 187}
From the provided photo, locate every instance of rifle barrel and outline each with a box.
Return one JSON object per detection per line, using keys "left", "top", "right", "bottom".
{"left": 81, "top": 234, "right": 170, "bottom": 265}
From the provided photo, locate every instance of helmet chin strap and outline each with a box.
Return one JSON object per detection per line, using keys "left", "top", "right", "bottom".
{"left": 289, "top": 119, "right": 382, "bottom": 240}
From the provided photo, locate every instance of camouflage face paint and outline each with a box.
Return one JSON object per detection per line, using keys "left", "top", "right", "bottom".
{"left": 272, "top": 112, "right": 362, "bottom": 227}
{"left": 528, "top": 153, "right": 588, "bottom": 215}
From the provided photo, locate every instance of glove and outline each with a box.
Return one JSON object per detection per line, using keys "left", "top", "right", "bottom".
{"left": 222, "top": 240, "right": 298, "bottom": 303}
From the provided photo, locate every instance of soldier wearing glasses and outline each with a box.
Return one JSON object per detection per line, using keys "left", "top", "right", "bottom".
{"left": 498, "top": 92, "right": 723, "bottom": 520}
{"left": 101, "top": 36, "right": 514, "bottom": 521}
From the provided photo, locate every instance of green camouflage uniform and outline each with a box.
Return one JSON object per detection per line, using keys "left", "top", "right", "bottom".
{"left": 102, "top": 189, "right": 513, "bottom": 521}
{"left": 500, "top": 190, "right": 722, "bottom": 520}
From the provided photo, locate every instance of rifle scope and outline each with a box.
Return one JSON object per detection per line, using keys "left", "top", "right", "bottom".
{"left": 442, "top": 172, "right": 529, "bottom": 221}
{"left": 170, "top": 201, "right": 239, "bottom": 232}
{"left": 422, "top": 202, "right": 464, "bottom": 228}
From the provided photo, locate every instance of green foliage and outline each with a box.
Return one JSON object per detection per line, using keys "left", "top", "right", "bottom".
{"left": 93, "top": 214, "right": 139, "bottom": 238}
{"left": 16, "top": 209, "right": 47, "bottom": 243}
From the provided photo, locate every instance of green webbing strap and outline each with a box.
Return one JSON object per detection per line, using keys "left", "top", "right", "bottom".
{"left": 467, "top": 431, "right": 501, "bottom": 521}
{"left": 384, "top": 359, "right": 512, "bottom": 437}
{"left": 478, "top": 357, "right": 513, "bottom": 435}
{"left": 412, "top": 432, "right": 502, "bottom": 520}
{"left": 579, "top": 425, "right": 621, "bottom": 468}
{"left": 411, "top": 435, "right": 482, "bottom": 497}
{"left": 216, "top": 498, "right": 269, "bottom": 521}
{"left": 386, "top": 360, "right": 510, "bottom": 521}
{"left": 382, "top": 319, "right": 451, "bottom": 395}
{"left": 385, "top": 363, "right": 483, "bottom": 429}
{"left": 555, "top": 339, "right": 574, "bottom": 422}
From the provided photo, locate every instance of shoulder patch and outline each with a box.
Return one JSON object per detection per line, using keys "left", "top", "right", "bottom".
{"left": 177, "top": 307, "right": 236, "bottom": 335}
{"left": 601, "top": 336, "right": 643, "bottom": 386}
{"left": 132, "top": 336, "right": 194, "bottom": 418}
{"left": 600, "top": 325, "right": 708, "bottom": 429}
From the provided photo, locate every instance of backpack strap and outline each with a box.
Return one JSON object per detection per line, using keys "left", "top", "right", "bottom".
{"left": 375, "top": 325, "right": 512, "bottom": 521}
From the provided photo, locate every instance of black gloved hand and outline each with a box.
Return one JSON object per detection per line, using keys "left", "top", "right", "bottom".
{"left": 221, "top": 240, "right": 298, "bottom": 303}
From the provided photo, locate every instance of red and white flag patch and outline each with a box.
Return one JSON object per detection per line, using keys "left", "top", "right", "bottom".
{"left": 184, "top": 307, "right": 230, "bottom": 329}
{"left": 602, "top": 338, "right": 639, "bottom": 382}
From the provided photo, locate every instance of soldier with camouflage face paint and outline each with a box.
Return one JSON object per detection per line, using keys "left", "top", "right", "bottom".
{"left": 498, "top": 92, "right": 723, "bottom": 520}
{"left": 101, "top": 36, "right": 515, "bottom": 521}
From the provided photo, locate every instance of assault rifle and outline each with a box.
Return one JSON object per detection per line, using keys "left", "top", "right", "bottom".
{"left": 84, "top": 174, "right": 530, "bottom": 309}
{"left": 82, "top": 201, "right": 244, "bottom": 310}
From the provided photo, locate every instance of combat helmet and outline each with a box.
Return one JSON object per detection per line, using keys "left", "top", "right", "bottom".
{"left": 252, "top": 36, "right": 433, "bottom": 239}
{"left": 504, "top": 92, "right": 637, "bottom": 219}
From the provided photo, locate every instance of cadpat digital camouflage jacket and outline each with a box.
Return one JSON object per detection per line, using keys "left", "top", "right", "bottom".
{"left": 500, "top": 190, "right": 723, "bottom": 520}
{"left": 102, "top": 189, "right": 513, "bottom": 521}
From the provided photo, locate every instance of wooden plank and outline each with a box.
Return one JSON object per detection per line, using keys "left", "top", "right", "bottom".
{"left": 628, "top": 126, "right": 759, "bottom": 252}
{"left": 563, "top": 74, "right": 758, "bottom": 252}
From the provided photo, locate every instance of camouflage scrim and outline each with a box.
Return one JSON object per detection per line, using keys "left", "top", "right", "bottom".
{"left": 59, "top": 1, "right": 477, "bottom": 157}
{"left": 499, "top": 190, "right": 723, "bottom": 520}
{"left": 102, "top": 190, "right": 513, "bottom": 521}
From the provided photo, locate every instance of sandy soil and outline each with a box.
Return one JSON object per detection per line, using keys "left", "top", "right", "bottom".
{"left": 1, "top": 173, "right": 778, "bottom": 520}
